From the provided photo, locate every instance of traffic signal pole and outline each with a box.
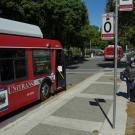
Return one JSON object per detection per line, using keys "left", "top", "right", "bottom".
{"left": 113, "top": 0, "right": 119, "bottom": 129}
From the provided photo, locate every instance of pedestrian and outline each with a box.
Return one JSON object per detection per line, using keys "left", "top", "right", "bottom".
{"left": 125, "top": 58, "right": 135, "bottom": 100}
{"left": 120, "top": 69, "right": 131, "bottom": 100}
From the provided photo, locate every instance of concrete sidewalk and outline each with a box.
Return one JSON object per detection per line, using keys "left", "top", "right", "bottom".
{"left": 0, "top": 71, "right": 128, "bottom": 135}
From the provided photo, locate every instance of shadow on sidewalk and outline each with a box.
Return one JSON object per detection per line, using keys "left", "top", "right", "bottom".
{"left": 117, "top": 92, "right": 129, "bottom": 99}
{"left": 117, "top": 91, "right": 135, "bottom": 102}
{"left": 89, "top": 98, "right": 113, "bottom": 128}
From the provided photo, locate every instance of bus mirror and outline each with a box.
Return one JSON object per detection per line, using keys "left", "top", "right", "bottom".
{"left": 57, "top": 66, "right": 62, "bottom": 72}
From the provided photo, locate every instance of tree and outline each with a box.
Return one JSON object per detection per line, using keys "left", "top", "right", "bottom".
{"left": 0, "top": 0, "right": 25, "bottom": 21}
{"left": 0, "top": 0, "right": 44, "bottom": 28}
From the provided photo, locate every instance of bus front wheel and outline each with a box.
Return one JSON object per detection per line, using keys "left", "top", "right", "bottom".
{"left": 40, "top": 82, "right": 50, "bottom": 101}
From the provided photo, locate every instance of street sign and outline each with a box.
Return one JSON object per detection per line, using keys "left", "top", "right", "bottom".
{"left": 101, "top": 13, "right": 114, "bottom": 40}
{"left": 119, "top": 0, "right": 133, "bottom": 11}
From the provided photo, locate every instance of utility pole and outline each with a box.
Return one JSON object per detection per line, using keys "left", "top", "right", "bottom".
{"left": 90, "top": 40, "right": 91, "bottom": 57}
{"left": 113, "top": 0, "right": 118, "bottom": 129}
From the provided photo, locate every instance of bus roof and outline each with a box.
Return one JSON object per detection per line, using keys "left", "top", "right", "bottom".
{"left": 107, "top": 45, "right": 122, "bottom": 48}
{"left": 0, "top": 18, "right": 43, "bottom": 38}
{"left": 0, "top": 34, "right": 62, "bottom": 49}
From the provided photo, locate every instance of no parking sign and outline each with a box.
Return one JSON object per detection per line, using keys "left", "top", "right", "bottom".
{"left": 101, "top": 13, "right": 114, "bottom": 40}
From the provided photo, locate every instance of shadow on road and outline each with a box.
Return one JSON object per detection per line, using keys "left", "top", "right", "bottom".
{"left": 66, "top": 56, "right": 89, "bottom": 69}
{"left": 89, "top": 98, "right": 113, "bottom": 128}
{"left": 66, "top": 66, "right": 79, "bottom": 69}
{"left": 97, "top": 62, "right": 114, "bottom": 68}
{"left": 97, "top": 62, "right": 126, "bottom": 69}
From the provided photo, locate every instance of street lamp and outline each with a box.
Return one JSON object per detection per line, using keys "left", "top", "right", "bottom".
{"left": 113, "top": 0, "right": 119, "bottom": 129}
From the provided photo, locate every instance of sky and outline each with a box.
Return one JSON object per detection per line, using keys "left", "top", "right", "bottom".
{"left": 84, "top": 0, "right": 106, "bottom": 27}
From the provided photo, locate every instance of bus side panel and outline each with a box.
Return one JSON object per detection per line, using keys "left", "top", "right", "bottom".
{"left": 0, "top": 83, "right": 40, "bottom": 117}
{"left": 8, "top": 86, "right": 39, "bottom": 110}
{"left": 27, "top": 49, "right": 34, "bottom": 80}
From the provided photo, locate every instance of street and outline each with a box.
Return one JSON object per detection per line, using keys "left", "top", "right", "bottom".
{"left": 0, "top": 56, "right": 127, "bottom": 135}
{"left": 66, "top": 56, "right": 115, "bottom": 88}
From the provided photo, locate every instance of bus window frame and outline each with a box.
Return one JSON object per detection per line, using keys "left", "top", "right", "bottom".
{"left": 32, "top": 49, "right": 51, "bottom": 77}
{"left": 0, "top": 48, "right": 28, "bottom": 84}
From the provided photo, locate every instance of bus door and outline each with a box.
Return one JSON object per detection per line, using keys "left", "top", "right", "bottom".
{"left": 56, "top": 50, "right": 66, "bottom": 89}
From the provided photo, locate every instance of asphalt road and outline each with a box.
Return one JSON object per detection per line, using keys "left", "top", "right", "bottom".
{"left": 66, "top": 56, "right": 114, "bottom": 88}
{"left": 0, "top": 56, "right": 114, "bottom": 128}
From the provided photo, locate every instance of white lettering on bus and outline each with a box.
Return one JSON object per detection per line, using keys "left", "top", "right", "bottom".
{"left": 8, "top": 81, "right": 35, "bottom": 94}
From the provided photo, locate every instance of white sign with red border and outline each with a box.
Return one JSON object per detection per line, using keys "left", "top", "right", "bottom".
{"left": 119, "top": 0, "right": 133, "bottom": 11}
{"left": 101, "top": 13, "right": 114, "bottom": 40}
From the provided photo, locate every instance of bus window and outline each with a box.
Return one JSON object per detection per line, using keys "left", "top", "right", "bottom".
{"left": 0, "top": 49, "right": 27, "bottom": 82}
{"left": 15, "top": 59, "right": 27, "bottom": 79}
{"left": 32, "top": 49, "right": 51, "bottom": 76}
{"left": 0, "top": 60, "right": 14, "bottom": 82}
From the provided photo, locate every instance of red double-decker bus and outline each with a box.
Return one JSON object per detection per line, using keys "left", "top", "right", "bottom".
{"left": 0, "top": 18, "right": 66, "bottom": 117}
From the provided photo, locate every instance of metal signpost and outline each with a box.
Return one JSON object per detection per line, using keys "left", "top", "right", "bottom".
{"left": 113, "top": 0, "right": 118, "bottom": 129}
